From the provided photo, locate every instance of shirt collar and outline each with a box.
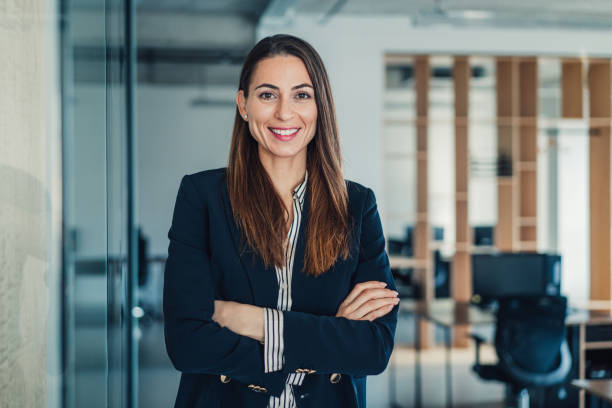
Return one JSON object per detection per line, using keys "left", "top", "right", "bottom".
{"left": 292, "top": 169, "right": 308, "bottom": 206}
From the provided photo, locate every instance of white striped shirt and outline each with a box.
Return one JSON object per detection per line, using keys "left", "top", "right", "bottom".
{"left": 264, "top": 170, "right": 308, "bottom": 408}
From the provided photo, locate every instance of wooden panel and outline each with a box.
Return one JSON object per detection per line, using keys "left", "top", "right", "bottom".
{"left": 416, "top": 156, "right": 428, "bottom": 213}
{"left": 415, "top": 55, "right": 429, "bottom": 118}
{"left": 452, "top": 251, "right": 472, "bottom": 301}
{"left": 497, "top": 58, "right": 516, "bottom": 117}
{"left": 497, "top": 124, "right": 514, "bottom": 176}
{"left": 417, "top": 124, "right": 428, "bottom": 154}
{"left": 414, "top": 55, "right": 432, "bottom": 347}
{"left": 520, "top": 170, "right": 537, "bottom": 218}
{"left": 497, "top": 182, "right": 515, "bottom": 251}
{"left": 518, "top": 58, "right": 538, "bottom": 250}
{"left": 562, "top": 58, "right": 584, "bottom": 118}
{"left": 520, "top": 225, "right": 537, "bottom": 244}
{"left": 589, "top": 60, "right": 611, "bottom": 119}
{"left": 519, "top": 124, "right": 538, "bottom": 162}
{"left": 496, "top": 57, "right": 521, "bottom": 252}
{"left": 590, "top": 126, "right": 611, "bottom": 301}
{"left": 456, "top": 200, "right": 469, "bottom": 244}
{"left": 452, "top": 251, "right": 471, "bottom": 348}
{"left": 589, "top": 59, "right": 611, "bottom": 302}
{"left": 454, "top": 56, "right": 469, "bottom": 118}
{"left": 454, "top": 56, "right": 471, "bottom": 348}
{"left": 519, "top": 58, "right": 538, "bottom": 117}
{"left": 455, "top": 125, "right": 469, "bottom": 194}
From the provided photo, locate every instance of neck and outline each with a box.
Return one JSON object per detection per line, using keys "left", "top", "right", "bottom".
{"left": 258, "top": 148, "right": 307, "bottom": 200}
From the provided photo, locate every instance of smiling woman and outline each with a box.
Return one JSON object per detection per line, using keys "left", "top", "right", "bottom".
{"left": 237, "top": 55, "right": 318, "bottom": 163}
{"left": 163, "top": 34, "right": 399, "bottom": 408}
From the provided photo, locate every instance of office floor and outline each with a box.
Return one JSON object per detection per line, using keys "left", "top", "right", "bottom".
{"left": 136, "top": 313, "right": 505, "bottom": 408}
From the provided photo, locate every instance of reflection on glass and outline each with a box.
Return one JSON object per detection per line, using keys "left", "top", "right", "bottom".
{"left": 63, "top": 1, "right": 109, "bottom": 408}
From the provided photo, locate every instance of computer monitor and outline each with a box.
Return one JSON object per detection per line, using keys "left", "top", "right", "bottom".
{"left": 473, "top": 225, "right": 494, "bottom": 246}
{"left": 472, "top": 253, "right": 561, "bottom": 305}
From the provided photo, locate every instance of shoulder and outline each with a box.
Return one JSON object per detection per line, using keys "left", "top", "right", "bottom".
{"left": 183, "top": 167, "right": 226, "bottom": 191}
{"left": 345, "top": 179, "right": 377, "bottom": 216}
{"left": 176, "top": 167, "right": 226, "bottom": 203}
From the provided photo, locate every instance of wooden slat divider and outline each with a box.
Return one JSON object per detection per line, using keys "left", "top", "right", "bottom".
{"left": 453, "top": 56, "right": 471, "bottom": 347}
{"left": 588, "top": 59, "right": 611, "bottom": 302}
{"left": 414, "top": 55, "right": 433, "bottom": 348}
{"left": 562, "top": 58, "right": 584, "bottom": 118}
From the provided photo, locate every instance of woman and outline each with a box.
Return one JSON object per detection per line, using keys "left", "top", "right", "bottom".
{"left": 163, "top": 34, "right": 399, "bottom": 408}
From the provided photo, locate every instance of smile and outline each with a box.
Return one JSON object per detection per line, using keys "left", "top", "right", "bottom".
{"left": 269, "top": 127, "right": 300, "bottom": 141}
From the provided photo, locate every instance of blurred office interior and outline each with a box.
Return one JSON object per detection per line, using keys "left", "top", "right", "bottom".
{"left": 4, "top": 0, "right": 612, "bottom": 407}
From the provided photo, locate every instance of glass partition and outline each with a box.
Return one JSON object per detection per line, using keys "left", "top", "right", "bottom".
{"left": 62, "top": 0, "right": 136, "bottom": 407}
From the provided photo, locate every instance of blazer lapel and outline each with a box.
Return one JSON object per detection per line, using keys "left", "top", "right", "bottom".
{"left": 218, "top": 176, "right": 279, "bottom": 308}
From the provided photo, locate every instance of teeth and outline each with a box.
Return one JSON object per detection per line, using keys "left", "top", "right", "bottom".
{"left": 270, "top": 128, "right": 298, "bottom": 136}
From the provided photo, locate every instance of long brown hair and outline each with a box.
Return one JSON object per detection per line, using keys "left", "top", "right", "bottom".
{"left": 227, "top": 34, "right": 350, "bottom": 277}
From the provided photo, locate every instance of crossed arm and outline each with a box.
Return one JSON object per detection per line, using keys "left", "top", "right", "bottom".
{"left": 212, "top": 280, "right": 399, "bottom": 343}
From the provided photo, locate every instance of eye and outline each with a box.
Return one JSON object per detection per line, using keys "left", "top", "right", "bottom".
{"left": 259, "top": 92, "right": 275, "bottom": 100}
{"left": 296, "top": 92, "right": 312, "bottom": 100}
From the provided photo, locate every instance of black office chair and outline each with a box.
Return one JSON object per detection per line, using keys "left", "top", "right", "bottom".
{"left": 472, "top": 295, "right": 572, "bottom": 408}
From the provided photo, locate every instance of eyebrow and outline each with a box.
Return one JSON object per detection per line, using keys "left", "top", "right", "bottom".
{"left": 253, "top": 83, "right": 314, "bottom": 91}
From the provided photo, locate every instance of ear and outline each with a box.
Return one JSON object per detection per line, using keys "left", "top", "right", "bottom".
{"left": 236, "top": 90, "right": 247, "bottom": 119}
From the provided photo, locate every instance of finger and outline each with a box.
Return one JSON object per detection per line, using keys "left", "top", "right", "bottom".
{"left": 351, "top": 297, "right": 399, "bottom": 320}
{"left": 340, "top": 281, "right": 387, "bottom": 307}
{"left": 344, "top": 288, "right": 398, "bottom": 315}
{"left": 362, "top": 303, "right": 396, "bottom": 321}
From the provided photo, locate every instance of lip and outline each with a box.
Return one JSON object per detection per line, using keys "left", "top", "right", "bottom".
{"left": 268, "top": 127, "right": 300, "bottom": 142}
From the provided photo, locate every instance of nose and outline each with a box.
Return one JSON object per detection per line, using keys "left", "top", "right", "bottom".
{"left": 275, "top": 95, "right": 294, "bottom": 121}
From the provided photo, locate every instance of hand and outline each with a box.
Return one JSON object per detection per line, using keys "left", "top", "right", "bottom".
{"left": 336, "top": 281, "right": 399, "bottom": 321}
{"left": 212, "top": 300, "right": 265, "bottom": 343}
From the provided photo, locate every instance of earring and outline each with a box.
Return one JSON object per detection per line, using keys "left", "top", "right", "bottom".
{"left": 244, "top": 114, "right": 247, "bottom": 119}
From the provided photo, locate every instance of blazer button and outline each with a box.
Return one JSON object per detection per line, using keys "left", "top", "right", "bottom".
{"left": 220, "top": 375, "right": 231, "bottom": 383}
{"left": 330, "top": 373, "right": 342, "bottom": 384}
{"left": 247, "top": 384, "right": 268, "bottom": 393}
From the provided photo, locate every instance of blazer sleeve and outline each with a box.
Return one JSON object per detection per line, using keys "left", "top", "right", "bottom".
{"left": 163, "top": 174, "right": 287, "bottom": 396}
{"left": 281, "top": 187, "right": 398, "bottom": 376}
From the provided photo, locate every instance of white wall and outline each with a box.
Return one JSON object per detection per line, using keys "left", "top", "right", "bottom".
{"left": 137, "top": 85, "right": 236, "bottom": 256}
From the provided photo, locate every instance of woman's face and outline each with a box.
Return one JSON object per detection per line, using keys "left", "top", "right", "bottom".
{"left": 237, "top": 55, "right": 317, "bottom": 164}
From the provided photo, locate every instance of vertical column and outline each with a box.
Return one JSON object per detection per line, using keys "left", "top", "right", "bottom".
{"left": 414, "top": 55, "right": 433, "bottom": 347}
{"left": 453, "top": 56, "right": 471, "bottom": 347}
{"left": 518, "top": 58, "right": 538, "bottom": 251}
{"left": 562, "top": 58, "right": 584, "bottom": 119}
{"left": 588, "top": 59, "right": 611, "bottom": 301}
{"left": 496, "top": 57, "right": 520, "bottom": 252}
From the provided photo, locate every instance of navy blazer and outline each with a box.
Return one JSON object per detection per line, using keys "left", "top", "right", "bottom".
{"left": 163, "top": 168, "right": 398, "bottom": 408}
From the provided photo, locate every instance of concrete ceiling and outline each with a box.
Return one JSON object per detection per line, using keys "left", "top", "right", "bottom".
{"left": 71, "top": 0, "right": 612, "bottom": 86}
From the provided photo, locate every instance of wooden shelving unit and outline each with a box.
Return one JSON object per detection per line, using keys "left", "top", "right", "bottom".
{"left": 495, "top": 57, "right": 520, "bottom": 252}
{"left": 414, "top": 55, "right": 433, "bottom": 348}
{"left": 588, "top": 59, "right": 611, "bottom": 302}
{"left": 453, "top": 55, "right": 471, "bottom": 347}
{"left": 518, "top": 58, "right": 538, "bottom": 252}
{"left": 494, "top": 57, "right": 539, "bottom": 252}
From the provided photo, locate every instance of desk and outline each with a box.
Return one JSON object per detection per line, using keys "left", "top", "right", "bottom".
{"left": 394, "top": 300, "right": 612, "bottom": 408}
{"left": 566, "top": 305, "right": 612, "bottom": 408}
{"left": 572, "top": 379, "right": 612, "bottom": 407}
{"left": 395, "top": 300, "right": 495, "bottom": 408}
